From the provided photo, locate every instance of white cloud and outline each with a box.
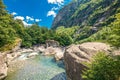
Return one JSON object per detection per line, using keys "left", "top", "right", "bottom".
{"left": 35, "top": 19, "right": 42, "bottom": 22}
{"left": 11, "top": 12, "right": 17, "bottom": 16}
{"left": 47, "top": 10, "right": 56, "bottom": 17}
{"left": 47, "top": 0, "right": 64, "bottom": 18}
{"left": 22, "top": 21, "right": 32, "bottom": 27}
{"left": 51, "top": 7, "right": 59, "bottom": 10}
{"left": 14, "top": 16, "right": 24, "bottom": 20}
{"left": 26, "top": 16, "right": 34, "bottom": 21}
{"left": 14, "top": 16, "right": 32, "bottom": 26}
{"left": 14, "top": 15, "right": 42, "bottom": 26}
{"left": 48, "top": 0, "right": 64, "bottom": 5}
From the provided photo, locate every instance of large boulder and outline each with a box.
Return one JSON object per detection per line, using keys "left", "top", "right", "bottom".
{"left": 55, "top": 48, "right": 65, "bottom": 61}
{"left": 44, "top": 47, "right": 56, "bottom": 55}
{"left": 0, "top": 54, "right": 8, "bottom": 80}
{"left": 46, "top": 40, "right": 59, "bottom": 48}
{"left": 33, "top": 45, "right": 45, "bottom": 53}
{"left": 64, "top": 42, "right": 111, "bottom": 80}
{"left": 43, "top": 47, "right": 65, "bottom": 60}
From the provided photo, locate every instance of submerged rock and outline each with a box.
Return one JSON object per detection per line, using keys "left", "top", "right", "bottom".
{"left": 51, "top": 72, "right": 66, "bottom": 80}
{"left": 64, "top": 42, "right": 111, "bottom": 80}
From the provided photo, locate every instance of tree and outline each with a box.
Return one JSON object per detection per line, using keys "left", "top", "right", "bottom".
{"left": 82, "top": 52, "right": 120, "bottom": 80}
{"left": 107, "top": 13, "right": 120, "bottom": 47}
{"left": 55, "top": 26, "right": 77, "bottom": 46}
{"left": 0, "top": 0, "right": 7, "bottom": 16}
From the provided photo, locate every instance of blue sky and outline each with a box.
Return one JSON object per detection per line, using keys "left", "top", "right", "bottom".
{"left": 3, "top": 0, "right": 71, "bottom": 28}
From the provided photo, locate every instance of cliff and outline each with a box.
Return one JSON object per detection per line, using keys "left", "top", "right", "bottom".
{"left": 52, "top": 0, "right": 120, "bottom": 29}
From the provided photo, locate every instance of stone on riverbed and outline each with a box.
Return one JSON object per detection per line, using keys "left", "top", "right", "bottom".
{"left": 27, "top": 52, "right": 39, "bottom": 58}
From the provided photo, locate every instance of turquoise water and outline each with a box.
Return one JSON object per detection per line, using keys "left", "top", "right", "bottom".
{"left": 5, "top": 54, "right": 65, "bottom": 80}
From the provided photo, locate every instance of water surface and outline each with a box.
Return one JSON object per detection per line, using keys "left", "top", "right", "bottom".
{"left": 5, "top": 54, "right": 65, "bottom": 80}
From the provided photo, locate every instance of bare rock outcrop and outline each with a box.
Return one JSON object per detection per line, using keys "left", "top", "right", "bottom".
{"left": 64, "top": 42, "right": 111, "bottom": 80}
{"left": 0, "top": 54, "right": 8, "bottom": 80}
{"left": 0, "top": 40, "right": 21, "bottom": 80}
{"left": 112, "top": 49, "right": 120, "bottom": 56}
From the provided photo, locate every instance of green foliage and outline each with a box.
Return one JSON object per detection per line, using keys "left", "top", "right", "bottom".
{"left": 20, "top": 24, "right": 53, "bottom": 47}
{"left": 54, "top": 33, "right": 73, "bottom": 46}
{"left": 77, "top": 13, "right": 120, "bottom": 48}
{"left": 0, "top": 0, "right": 17, "bottom": 50}
{"left": 0, "top": 0, "right": 120, "bottom": 51}
{"left": 82, "top": 52, "right": 120, "bottom": 80}
{"left": 0, "top": 26, "right": 16, "bottom": 47}
{"left": 20, "top": 24, "right": 75, "bottom": 47}
{"left": 55, "top": 26, "right": 78, "bottom": 46}
{"left": 107, "top": 13, "right": 120, "bottom": 47}
{"left": 56, "top": 26, "right": 76, "bottom": 36}
{"left": 74, "top": 26, "right": 93, "bottom": 41}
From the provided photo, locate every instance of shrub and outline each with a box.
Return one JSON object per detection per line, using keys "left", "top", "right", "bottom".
{"left": 82, "top": 52, "right": 120, "bottom": 80}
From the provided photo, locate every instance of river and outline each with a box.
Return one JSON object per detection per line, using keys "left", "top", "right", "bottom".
{"left": 5, "top": 53, "right": 66, "bottom": 80}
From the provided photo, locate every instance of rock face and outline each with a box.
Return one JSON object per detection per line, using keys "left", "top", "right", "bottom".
{"left": 0, "top": 40, "right": 21, "bottom": 80}
{"left": 0, "top": 54, "right": 8, "bottom": 80}
{"left": 52, "top": 0, "right": 119, "bottom": 29}
{"left": 64, "top": 42, "right": 111, "bottom": 80}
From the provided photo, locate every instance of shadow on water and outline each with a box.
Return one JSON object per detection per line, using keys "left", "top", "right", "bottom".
{"left": 50, "top": 72, "right": 66, "bottom": 80}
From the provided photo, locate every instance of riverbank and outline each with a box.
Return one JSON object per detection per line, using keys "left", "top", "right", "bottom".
{"left": 0, "top": 40, "right": 65, "bottom": 80}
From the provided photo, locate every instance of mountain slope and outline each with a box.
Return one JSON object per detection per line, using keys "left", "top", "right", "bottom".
{"left": 52, "top": 0, "right": 120, "bottom": 47}
{"left": 52, "top": 0, "right": 120, "bottom": 29}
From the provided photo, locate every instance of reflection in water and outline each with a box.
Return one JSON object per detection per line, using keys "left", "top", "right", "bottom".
{"left": 5, "top": 54, "right": 65, "bottom": 80}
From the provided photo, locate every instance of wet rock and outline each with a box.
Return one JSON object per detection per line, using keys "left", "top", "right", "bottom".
{"left": 18, "top": 48, "right": 34, "bottom": 53}
{"left": 27, "top": 52, "right": 39, "bottom": 58}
